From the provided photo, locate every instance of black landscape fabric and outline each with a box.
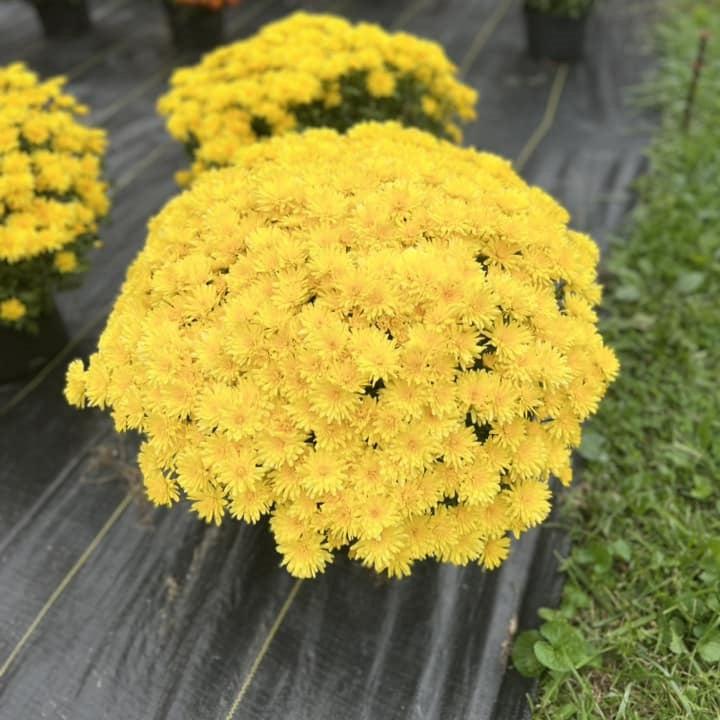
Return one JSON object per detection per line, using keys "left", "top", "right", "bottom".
{"left": 0, "top": 0, "right": 658, "bottom": 718}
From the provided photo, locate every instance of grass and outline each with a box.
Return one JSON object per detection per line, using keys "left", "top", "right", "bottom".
{"left": 513, "top": 2, "right": 720, "bottom": 718}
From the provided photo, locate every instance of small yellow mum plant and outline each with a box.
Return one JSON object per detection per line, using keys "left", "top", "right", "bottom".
{"left": 66, "top": 123, "right": 618, "bottom": 578}
{"left": 0, "top": 63, "right": 108, "bottom": 331}
{"left": 157, "top": 12, "right": 477, "bottom": 184}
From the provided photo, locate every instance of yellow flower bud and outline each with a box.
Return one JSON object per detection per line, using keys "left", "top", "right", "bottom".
{"left": 0, "top": 297, "right": 27, "bottom": 322}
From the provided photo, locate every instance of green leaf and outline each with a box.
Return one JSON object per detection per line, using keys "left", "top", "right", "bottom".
{"left": 537, "top": 607, "right": 562, "bottom": 622}
{"left": 539, "top": 621, "right": 595, "bottom": 668}
{"left": 534, "top": 640, "right": 574, "bottom": 672}
{"left": 690, "top": 476, "right": 714, "bottom": 501}
{"left": 577, "top": 430, "right": 608, "bottom": 462}
{"left": 707, "top": 539, "right": 720, "bottom": 564}
{"left": 539, "top": 620, "right": 573, "bottom": 645}
{"left": 555, "top": 704, "right": 579, "bottom": 720}
{"left": 579, "top": 541, "right": 613, "bottom": 574}
{"left": 512, "top": 630, "right": 544, "bottom": 677}
{"left": 626, "top": 312, "right": 656, "bottom": 331}
{"left": 698, "top": 633, "right": 720, "bottom": 663}
{"left": 610, "top": 539, "right": 632, "bottom": 562}
{"left": 675, "top": 271, "right": 705, "bottom": 294}
{"left": 669, "top": 623, "right": 687, "bottom": 655}
{"left": 563, "top": 585, "right": 591, "bottom": 611}
{"left": 615, "top": 284, "right": 642, "bottom": 302}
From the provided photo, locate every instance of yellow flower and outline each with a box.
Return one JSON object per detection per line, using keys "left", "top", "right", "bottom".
{"left": 229, "top": 482, "right": 274, "bottom": 523}
{"left": 277, "top": 532, "right": 333, "bottom": 578}
{"left": 421, "top": 95, "right": 440, "bottom": 117}
{"left": 505, "top": 479, "right": 552, "bottom": 529}
{"left": 64, "top": 359, "right": 87, "bottom": 406}
{"left": 480, "top": 536, "right": 510, "bottom": 570}
{"left": 0, "top": 297, "right": 27, "bottom": 322}
{"left": 66, "top": 123, "right": 616, "bottom": 578}
{"left": 366, "top": 69, "right": 396, "bottom": 97}
{"left": 351, "top": 525, "right": 409, "bottom": 573}
{"left": 459, "top": 464, "right": 500, "bottom": 506}
{"left": 444, "top": 122, "right": 462, "bottom": 143}
{"left": 189, "top": 486, "right": 227, "bottom": 525}
{"left": 144, "top": 469, "right": 180, "bottom": 507}
{"left": 299, "top": 449, "right": 347, "bottom": 497}
{"left": 54, "top": 250, "right": 78, "bottom": 273}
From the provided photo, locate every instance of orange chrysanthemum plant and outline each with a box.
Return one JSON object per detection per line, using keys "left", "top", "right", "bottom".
{"left": 65, "top": 123, "right": 618, "bottom": 579}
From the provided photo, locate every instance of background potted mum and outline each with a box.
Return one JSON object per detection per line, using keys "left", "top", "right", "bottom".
{"left": 28, "top": 0, "right": 91, "bottom": 38}
{"left": 157, "top": 12, "right": 478, "bottom": 185}
{"left": 66, "top": 122, "right": 617, "bottom": 579}
{"left": 524, "top": 0, "right": 595, "bottom": 62}
{"left": 163, "top": 0, "right": 241, "bottom": 52}
{"left": 0, "top": 63, "right": 108, "bottom": 382}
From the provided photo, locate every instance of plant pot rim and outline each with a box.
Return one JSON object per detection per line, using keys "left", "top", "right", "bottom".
{"left": 0, "top": 300, "right": 68, "bottom": 384}
{"left": 163, "top": 0, "right": 224, "bottom": 52}
{"left": 523, "top": 4, "right": 592, "bottom": 20}
{"left": 524, "top": 5, "right": 589, "bottom": 62}
{"left": 32, "top": 0, "right": 91, "bottom": 38}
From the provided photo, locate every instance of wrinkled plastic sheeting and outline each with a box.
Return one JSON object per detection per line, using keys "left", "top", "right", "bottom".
{"left": 0, "top": 0, "right": 658, "bottom": 717}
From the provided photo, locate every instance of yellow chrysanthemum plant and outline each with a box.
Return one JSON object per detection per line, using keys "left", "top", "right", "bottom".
{"left": 157, "top": 12, "right": 477, "bottom": 185}
{"left": 65, "top": 123, "right": 618, "bottom": 579}
{"left": 0, "top": 63, "right": 109, "bottom": 332}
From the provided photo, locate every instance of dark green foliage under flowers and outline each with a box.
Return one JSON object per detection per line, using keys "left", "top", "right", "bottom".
{"left": 291, "top": 71, "right": 450, "bottom": 140}
{"left": 0, "top": 233, "right": 94, "bottom": 333}
{"left": 513, "top": 2, "right": 720, "bottom": 718}
{"left": 189, "top": 69, "right": 456, "bottom": 171}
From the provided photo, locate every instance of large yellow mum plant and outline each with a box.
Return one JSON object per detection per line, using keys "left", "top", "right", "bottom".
{"left": 157, "top": 12, "right": 477, "bottom": 184}
{"left": 0, "top": 63, "right": 108, "bottom": 329}
{"left": 65, "top": 123, "right": 618, "bottom": 578}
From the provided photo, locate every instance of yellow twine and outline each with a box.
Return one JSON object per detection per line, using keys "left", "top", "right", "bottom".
{"left": 0, "top": 494, "right": 133, "bottom": 678}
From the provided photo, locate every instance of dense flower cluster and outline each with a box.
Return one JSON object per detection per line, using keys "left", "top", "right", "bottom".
{"left": 66, "top": 123, "right": 618, "bottom": 578}
{"left": 0, "top": 63, "right": 108, "bottom": 328}
{"left": 157, "top": 12, "right": 477, "bottom": 184}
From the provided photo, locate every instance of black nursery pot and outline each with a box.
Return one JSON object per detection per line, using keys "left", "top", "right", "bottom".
{"left": 0, "top": 302, "right": 68, "bottom": 384}
{"left": 524, "top": 7, "right": 589, "bottom": 62}
{"left": 32, "top": 0, "right": 91, "bottom": 38}
{"left": 164, "top": 2, "right": 224, "bottom": 52}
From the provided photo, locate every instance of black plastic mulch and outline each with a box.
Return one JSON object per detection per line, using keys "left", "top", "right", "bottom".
{"left": 0, "top": 1, "right": 659, "bottom": 718}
